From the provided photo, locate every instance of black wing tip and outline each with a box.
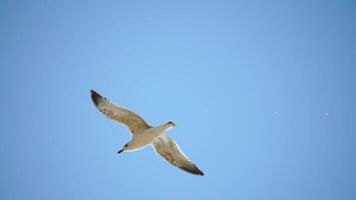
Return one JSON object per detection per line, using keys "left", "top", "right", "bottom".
{"left": 194, "top": 167, "right": 205, "bottom": 176}
{"left": 195, "top": 171, "right": 204, "bottom": 176}
{"left": 181, "top": 165, "right": 205, "bottom": 176}
{"left": 90, "top": 89, "right": 102, "bottom": 106}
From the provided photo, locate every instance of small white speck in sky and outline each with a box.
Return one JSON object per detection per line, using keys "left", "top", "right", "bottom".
{"left": 274, "top": 111, "right": 278, "bottom": 115}
{"left": 324, "top": 112, "right": 329, "bottom": 116}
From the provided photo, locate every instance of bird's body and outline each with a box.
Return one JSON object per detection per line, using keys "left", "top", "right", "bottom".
{"left": 90, "top": 90, "right": 204, "bottom": 176}
{"left": 125, "top": 123, "right": 170, "bottom": 151}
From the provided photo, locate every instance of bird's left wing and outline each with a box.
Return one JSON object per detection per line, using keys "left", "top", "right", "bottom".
{"left": 90, "top": 90, "right": 151, "bottom": 135}
{"left": 152, "top": 135, "right": 204, "bottom": 176}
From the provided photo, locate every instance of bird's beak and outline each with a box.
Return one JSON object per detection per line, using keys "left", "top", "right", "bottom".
{"left": 117, "top": 149, "right": 124, "bottom": 154}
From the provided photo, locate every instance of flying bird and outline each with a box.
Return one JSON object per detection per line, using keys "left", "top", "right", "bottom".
{"left": 90, "top": 90, "right": 204, "bottom": 176}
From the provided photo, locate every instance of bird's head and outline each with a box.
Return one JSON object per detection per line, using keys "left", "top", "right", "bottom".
{"left": 117, "top": 143, "right": 130, "bottom": 154}
{"left": 166, "top": 120, "right": 176, "bottom": 127}
{"left": 163, "top": 121, "right": 176, "bottom": 131}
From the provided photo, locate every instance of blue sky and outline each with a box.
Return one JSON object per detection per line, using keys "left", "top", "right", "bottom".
{"left": 1, "top": 1, "right": 355, "bottom": 199}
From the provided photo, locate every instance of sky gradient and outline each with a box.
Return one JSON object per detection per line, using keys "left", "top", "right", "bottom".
{"left": 1, "top": 1, "right": 356, "bottom": 200}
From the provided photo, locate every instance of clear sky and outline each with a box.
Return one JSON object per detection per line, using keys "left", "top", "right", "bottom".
{"left": 1, "top": 1, "right": 355, "bottom": 200}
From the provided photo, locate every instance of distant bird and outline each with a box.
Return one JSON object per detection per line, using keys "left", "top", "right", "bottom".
{"left": 90, "top": 90, "right": 204, "bottom": 176}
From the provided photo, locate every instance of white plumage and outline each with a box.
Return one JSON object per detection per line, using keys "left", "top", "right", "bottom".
{"left": 90, "top": 90, "right": 204, "bottom": 176}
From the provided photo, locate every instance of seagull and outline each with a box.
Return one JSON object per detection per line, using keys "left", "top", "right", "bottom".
{"left": 90, "top": 90, "right": 204, "bottom": 176}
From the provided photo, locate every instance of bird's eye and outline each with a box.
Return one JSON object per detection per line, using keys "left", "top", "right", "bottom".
{"left": 124, "top": 144, "right": 128, "bottom": 147}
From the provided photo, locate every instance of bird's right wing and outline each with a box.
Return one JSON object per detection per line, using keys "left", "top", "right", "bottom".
{"left": 152, "top": 135, "right": 204, "bottom": 176}
{"left": 90, "top": 90, "right": 151, "bottom": 135}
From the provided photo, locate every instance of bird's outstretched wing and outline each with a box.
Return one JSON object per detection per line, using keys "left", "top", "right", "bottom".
{"left": 152, "top": 135, "right": 204, "bottom": 176}
{"left": 90, "top": 90, "right": 151, "bottom": 135}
